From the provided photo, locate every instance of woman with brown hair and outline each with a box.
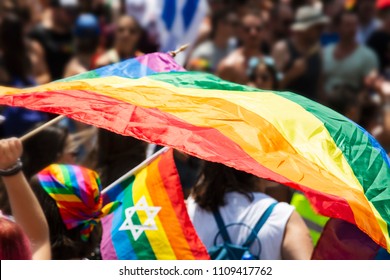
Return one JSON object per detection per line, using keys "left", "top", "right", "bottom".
{"left": 187, "top": 161, "right": 313, "bottom": 260}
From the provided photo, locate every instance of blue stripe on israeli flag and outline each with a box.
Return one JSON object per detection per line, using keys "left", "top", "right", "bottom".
{"left": 182, "top": 0, "right": 200, "bottom": 30}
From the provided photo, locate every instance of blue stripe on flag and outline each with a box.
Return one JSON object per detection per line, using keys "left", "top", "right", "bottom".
{"left": 111, "top": 189, "right": 138, "bottom": 259}
{"left": 182, "top": 0, "right": 200, "bottom": 30}
{"left": 162, "top": 0, "right": 176, "bottom": 30}
{"left": 95, "top": 58, "right": 156, "bottom": 79}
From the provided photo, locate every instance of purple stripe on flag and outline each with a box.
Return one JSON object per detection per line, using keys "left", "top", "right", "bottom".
{"left": 101, "top": 213, "right": 118, "bottom": 260}
{"left": 137, "top": 53, "right": 185, "bottom": 73}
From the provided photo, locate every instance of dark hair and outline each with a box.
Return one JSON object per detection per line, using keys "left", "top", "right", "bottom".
{"left": 75, "top": 37, "right": 100, "bottom": 54}
{"left": 359, "top": 98, "right": 381, "bottom": 129}
{"left": 0, "top": 13, "right": 32, "bottom": 84}
{"left": 249, "top": 58, "right": 279, "bottom": 89}
{"left": 192, "top": 161, "right": 258, "bottom": 212}
{"left": 210, "top": 9, "right": 235, "bottom": 38}
{"left": 116, "top": 15, "right": 142, "bottom": 33}
{"left": 327, "top": 84, "right": 359, "bottom": 115}
{"left": 30, "top": 176, "right": 100, "bottom": 260}
{"left": 22, "top": 125, "right": 68, "bottom": 179}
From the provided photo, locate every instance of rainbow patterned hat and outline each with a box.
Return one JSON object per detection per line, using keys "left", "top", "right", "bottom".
{"left": 38, "top": 164, "right": 119, "bottom": 241}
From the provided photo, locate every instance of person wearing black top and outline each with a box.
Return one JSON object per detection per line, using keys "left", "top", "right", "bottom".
{"left": 29, "top": 0, "right": 75, "bottom": 81}
{"left": 272, "top": 6, "right": 328, "bottom": 101}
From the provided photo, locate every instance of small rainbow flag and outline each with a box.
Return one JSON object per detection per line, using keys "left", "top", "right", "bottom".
{"left": 100, "top": 149, "right": 209, "bottom": 260}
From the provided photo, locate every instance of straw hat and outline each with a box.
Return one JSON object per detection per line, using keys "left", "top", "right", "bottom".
{"left": 291, "top": 6, "right": 329, "bottom": 31}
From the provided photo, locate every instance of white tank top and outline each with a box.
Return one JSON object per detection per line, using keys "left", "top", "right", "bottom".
{"left": 187, "top": 192, "right": 294, "bottom": 260}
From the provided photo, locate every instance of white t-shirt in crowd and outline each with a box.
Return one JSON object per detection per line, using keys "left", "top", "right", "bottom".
{"left": 187, "top": 192, "right": 294, "bottom": 260}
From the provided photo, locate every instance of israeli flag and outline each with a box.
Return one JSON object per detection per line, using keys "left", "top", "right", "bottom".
{"left": 126, "top": 0, "right": 209, "bottom": 64}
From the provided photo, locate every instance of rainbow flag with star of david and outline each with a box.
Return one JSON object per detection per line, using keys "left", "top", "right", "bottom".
{"left": 100, "top": 148, "right": 209, "bottom": 260}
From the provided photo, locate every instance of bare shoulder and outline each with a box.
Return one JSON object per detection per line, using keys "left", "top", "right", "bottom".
{"left": 64, "top": 58, "right": 84, "bottom": 78}
{"left": 95, "top": 51, "right": 113, "bottom": 68}
{"left": 282, "top": 210, "right": 313, "bottom": 260}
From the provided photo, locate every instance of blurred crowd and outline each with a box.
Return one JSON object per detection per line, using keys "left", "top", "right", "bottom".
{"left": 0, "top": 0, "right": 390, "bottom": 260}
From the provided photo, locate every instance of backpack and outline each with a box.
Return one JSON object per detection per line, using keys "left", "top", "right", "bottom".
{"left": 208, "top": 202, "right": 277, "bottom": 260}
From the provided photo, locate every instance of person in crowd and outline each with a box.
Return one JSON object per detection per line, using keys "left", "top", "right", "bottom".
{"left": 30, "top": 164, "right": 117, "bottom": 259}
{"left": 368, "top": 0, "right": 390, "bottom": 78}
{"left": 0, "top": 124, "right": 76, "bottom": 215}
{"left": 63, "top": 13, "right": 101, "bottom": 77}
{"left": 0, "top": 137, "right": 51, "bottom": 260}
{"left": 93, "top": 15, "right": 147, "bottom": 186}
{"left": 29, "top": 0, "right": 75, "bottom": 80}
{"left": 187, "top": 161, "right": 313, "bottom": 260}
{"left": 0, "top": 12, "right": 50, "bottom": 86}
{"left": 320, "top": 0, "right": 344, "bottom": 47}
{"left": 97, "top": 129, "right": 147, "bottom": 187}
{"left": 95, "top": 15, "right": 142, "bottom": 67}
{"left": 22, "top": 124, "right": 76, "bottom": 179}
{"left": 322, "top": 10, "right": 379, "bottom": 97}
{"left": 327, "top": 85, "right": 362, "bottom": 123}
{"left": 268, "top": 2, "right": 294, "bottom": 45}
{"left": 0, "top": 12, "right": 50, "bottom": 138}
{"left": 272, "top": 5, "right": 328, "bottom": 101}
{"left": 217, "top": 11, "right": 265, "bottom": 84}
{"left": 356, "top": 0, "right": 381, "bottom": 44}
{"left": 189, "top": 9, "right": 238, "bottom": 73}
{"left": 247, "top": 56, "right": 279, "bottom": 90}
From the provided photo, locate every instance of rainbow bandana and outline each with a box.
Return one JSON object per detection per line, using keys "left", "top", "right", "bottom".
{"left": 38, "top": 164, "right": 119, "bottom": 241}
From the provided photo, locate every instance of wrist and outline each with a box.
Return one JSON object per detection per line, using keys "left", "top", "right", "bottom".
{"left": 0, "top": 159, "right": 23, "bottom": 177}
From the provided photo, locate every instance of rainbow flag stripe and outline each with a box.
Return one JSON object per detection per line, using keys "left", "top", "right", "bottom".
{"left": 0, "top": 57, "right": 389, "bottom": 253}
{"left": 100, "top": 149, "right": 209, "bottom": 260}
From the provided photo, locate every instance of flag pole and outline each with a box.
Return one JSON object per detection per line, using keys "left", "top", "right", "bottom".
{"left": 102, "top": 146, "right": 170, "bottom": 194}
{"left": 20, "top": 115, "right": 66, "bottom": 142}
{"left": 169, "top": 44, "right": 189, "bottom": 57}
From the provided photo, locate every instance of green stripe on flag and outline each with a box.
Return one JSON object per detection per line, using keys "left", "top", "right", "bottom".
{"left": 59, "top": 70, "right": 100, "bottom": 82}
{"left": 120, "top": 176, "right": 157, "bottom": 260}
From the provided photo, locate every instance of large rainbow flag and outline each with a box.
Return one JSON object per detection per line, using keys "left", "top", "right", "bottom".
{"left": 100, "top": 148, "right": 209, "bottom": 260}
{"left": 0, "top": 53, "right": 389, "bottom": 253}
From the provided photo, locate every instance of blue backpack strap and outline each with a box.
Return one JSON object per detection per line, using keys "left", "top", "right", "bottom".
{"left": 212, "top": 209, "right": 232, "bottom": 244}
{"left": 242, "top": 202, "right": 278, "bottom": 248}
